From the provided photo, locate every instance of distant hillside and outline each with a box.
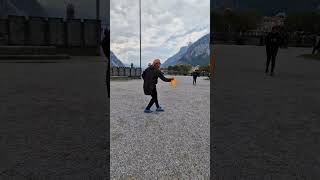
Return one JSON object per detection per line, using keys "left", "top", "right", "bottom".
{"left": 110, "top": 51, "right": 125, "bottom": 67}
{"left": 162, "top": 34, "right": 210, "bottom": 67}
{"left": 161, "top": 44, "right": 190, "bottom": 68}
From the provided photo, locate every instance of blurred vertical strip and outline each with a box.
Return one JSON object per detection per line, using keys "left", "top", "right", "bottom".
{"left": 106, "top": 0, "right": 110, "bottom": 179}
{"left": 210, "top": 0, "right": 214, "bottom": 179}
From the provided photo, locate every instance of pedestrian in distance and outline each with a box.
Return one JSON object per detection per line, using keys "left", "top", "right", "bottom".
{"left": 265, "top": 26, "right": 281, "bottom": 76}
{"left": 142, "top": 59, "right": 174, "bottom": 113}
{"left": 192, "top": 70, "right": 199, "bottom": 86}
{"left": 312, "top": 33, "right": 320, "bottom": 55}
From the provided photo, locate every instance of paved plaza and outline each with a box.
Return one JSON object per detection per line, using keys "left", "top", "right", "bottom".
{"left": 0, "top": 57, "right": 108, "bottom": 179}
{"left": 2, "top": 45, "right": 319, "bottom": 179}
{"left": 111, "top": 76, "right": 210, "bottom": 179}
{"left": 212, "top": 45, "right": 320, "bottom": 179}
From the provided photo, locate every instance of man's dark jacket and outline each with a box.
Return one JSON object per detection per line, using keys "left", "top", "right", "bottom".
{"left": 142, "top": 66, "right": 171, "bottom": 95}
{"left": 265, "top": 32, "right": 281, "bottom": 51}
{"left": 192, "top": 71, "right": 199, "bottom": 78}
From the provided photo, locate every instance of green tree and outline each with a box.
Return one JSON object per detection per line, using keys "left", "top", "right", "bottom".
{"left": 168, "top": 64, "right": 193, "bottom": 75}
{"left": 285, "top": 11, "right": 320, "bottom": 33}
{"left": 199, "top": 65, "right": 210, "bottom": 72}
{"left": 212, "top": 10, "right": 262, "bottom": 33}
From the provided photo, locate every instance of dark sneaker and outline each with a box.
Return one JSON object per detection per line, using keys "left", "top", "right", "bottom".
{"left": 144, "top": 109, "right": 153, "bottom": 113}
{"left": 156, "top": 107, "right": 165, "bottom": 112}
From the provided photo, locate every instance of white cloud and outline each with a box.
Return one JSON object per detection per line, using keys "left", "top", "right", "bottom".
{"left": 111, "top": 0, "right": 209, "bottom": 67}
{"left": 38, "top": 0, "right": 209, "bottom": 66}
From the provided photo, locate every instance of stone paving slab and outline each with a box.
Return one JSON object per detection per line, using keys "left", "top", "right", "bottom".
{"left": 0, "top": 61, "right": 108, "bottom": 179}
{"left": 212, "top": 45, "right": 320, "bottom": 179}
{"left": 111, "top": 76, "right": 210, "bottom": 179}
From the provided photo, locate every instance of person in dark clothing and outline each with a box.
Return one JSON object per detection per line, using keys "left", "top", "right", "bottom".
{"left": 142, "top": 59, "right": 173, "bottom": 113}
{"left": 283, "top": 32, "right": 289, "bottom": 48}
{"left": 192, "top": 71, "right": 199, "bottom": 85}
{"left": 312, "top": 34, "right": 320, "bottom": 55}
{"left": 265, "top": 27, "right": 281, "bottom": 76}
{"left": 101, "top": 28, "right": 110, "bottom": 97}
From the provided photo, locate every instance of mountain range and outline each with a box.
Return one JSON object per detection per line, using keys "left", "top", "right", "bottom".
{"left": 162, "top": 34, "right": 210, "bottom": 68}
{"left": 110, "top": 33, "right": 210, "bottom": 68}
{"left": 110, "top": 51, "right": 125, "bottom": 67}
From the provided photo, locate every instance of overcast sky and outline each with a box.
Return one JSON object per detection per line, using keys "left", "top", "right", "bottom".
{"left": 111, "top": 0, "right": 209, "bottom": 67}
{"left": 38, "top": 0, "right": 209, "bottom": 66}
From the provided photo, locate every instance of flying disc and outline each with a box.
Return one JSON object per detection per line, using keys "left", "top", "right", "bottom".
{"left": 170, "top": 78, "right": 178, "bottom": 88}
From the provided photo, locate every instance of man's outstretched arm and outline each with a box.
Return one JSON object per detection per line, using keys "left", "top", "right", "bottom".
{"left": 158, "top": 71, "right": 173, "bottom": 82}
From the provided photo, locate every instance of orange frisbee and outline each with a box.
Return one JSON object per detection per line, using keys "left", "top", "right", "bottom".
{"left": 170, "top": 78, "right": 178, "bottom": 88}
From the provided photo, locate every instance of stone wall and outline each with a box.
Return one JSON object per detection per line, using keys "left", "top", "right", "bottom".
{"left": 112, "top": 67, "right": 118, "bottom": 76}
{"left": 67, "top": 19, "right": 82, "bottom": 47}
{"left": 0, "top": 18, "right": 7, "bottom": 45}
{"left": 111, "top": 67, "right": 141, "bottom": 77}
{"left": 213, "top": 31, "right": 314, "bottom": 47}
{"left": 135, "top": 68, "right": 141, "bottom": 77}
{"left": 48, "top": 18, "right": 65, "bottom": 46}
{"left": 118, "top": 67, "right": 125, "bottom": 76}
{"left": 125, "top": 67, "right": 130, "bottom": 76}
{"left": 8, "top": 16, "right": 25, "bottom": 45}
{"left": 28, "top": 17, "right": 46, "bottom": 45}
{"left": 1, "top": 15, "right": 101, "bottom": 55}
{"left": 83, "top": 19, "right": 100, "bottom": 47}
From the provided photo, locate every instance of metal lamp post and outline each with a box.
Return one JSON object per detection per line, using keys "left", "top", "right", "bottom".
{"left": 139, "top": 0, "right": 142, "bottom": 75}
{"left": 96, "top": 0, "right": 100, "bottom": 20}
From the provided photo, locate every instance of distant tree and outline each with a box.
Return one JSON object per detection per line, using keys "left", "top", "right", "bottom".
{"left": 179, "top": 64, "right": 193, "bottom": 74}
{"left": 168, "top": 64, "right": 192, "bottom": 75}
{"left": 212, "top": 10, "right": 262, "bottom": 33}
{"left": 199, "top": 65, "right": 210, "bottom": 72}
{"left": 285, "top": 11, "right": 320, "bottom": 33}
{"left": 235, "top": 10, "right": 262, "bottom": 32}
{"left": 211, "top": 12, "right": 225, "bottom": 32}
{"left": 131, "top": 63, "right": 134, "bottom": 68}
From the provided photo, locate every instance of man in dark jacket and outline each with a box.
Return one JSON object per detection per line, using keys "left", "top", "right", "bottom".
{"left": 142, "top": 59, "right": 173, "bottom": 113}
{"left": 312, "top": 33, "right": 320, "bottom": 55}
{"left": 192, "top": 70, "right": 199, "bottom": 86}
{"left": 265, "top": 26, "right": 281, "bottom": 76}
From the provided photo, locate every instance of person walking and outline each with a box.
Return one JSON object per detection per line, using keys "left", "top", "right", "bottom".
{"left": 265, "top": 26, "right": 281, "bottom": 76}
{"left": 142, "top": 59, "right": 174, "bottom": 113}
{"left": 192, "top": 70, "right": 199, "bottom": 86}
{"left": 312, "top": 34, "right": 320, "bottom": 55}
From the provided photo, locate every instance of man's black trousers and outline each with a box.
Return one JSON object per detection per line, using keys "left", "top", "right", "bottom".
{"left": 266, "top": 47, "right": 278, "bottom": 73}
{"left": 193, "top": 76, "right": 197, "bottom": 85}
{"left": 146, "top": 87, "right": 160, "bottom": 110}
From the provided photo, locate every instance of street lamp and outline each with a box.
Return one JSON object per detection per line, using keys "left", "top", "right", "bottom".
{"left": 139, "top": 0, "right": 142, "bottom": 75}
{"left": 96, "top": 0, "right": 100, "bottom": 20}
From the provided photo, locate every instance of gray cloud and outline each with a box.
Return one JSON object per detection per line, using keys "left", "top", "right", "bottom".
{"left": 39, "top": 0, "right": 209, "bottom": 66}
{"left": 111, "top": 0, "right": 209, "bottom": 66}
